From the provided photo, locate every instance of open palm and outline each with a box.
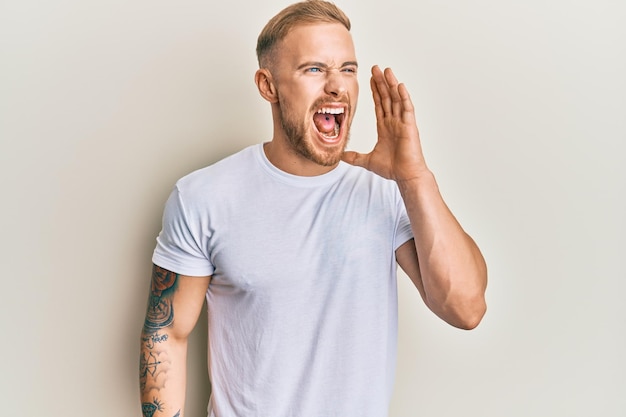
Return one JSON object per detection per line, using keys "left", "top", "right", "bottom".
{"left": 343, "top": 66, "right": 427, "bottom": 182}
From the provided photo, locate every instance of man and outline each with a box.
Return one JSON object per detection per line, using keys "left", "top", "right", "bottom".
{"left": 139, "top": 1, "right": 487, "bottom": 416}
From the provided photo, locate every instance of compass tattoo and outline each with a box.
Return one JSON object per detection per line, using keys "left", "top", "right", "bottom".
{"left": 140, "top": 266, "right": 178, "bottom": 392}
{"left": 143, "top": 265, "right": 179, "bottom": 333}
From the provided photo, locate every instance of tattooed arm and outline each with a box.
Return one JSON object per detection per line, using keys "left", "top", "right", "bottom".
{"left": 139, "top": 264, "right": 211, "bottom": 417}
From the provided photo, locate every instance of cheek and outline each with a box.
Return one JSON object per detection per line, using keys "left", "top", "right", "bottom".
{"left": 283, "top": 85, "right": 316, "bottom": 108}
{"left": 349, "top": 82, "right": 359, "bottom": 114}
{"left": 351, "top": 80, "right": 359, "bottom": 99}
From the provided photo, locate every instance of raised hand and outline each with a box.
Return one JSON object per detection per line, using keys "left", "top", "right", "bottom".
{"left": 342, "top": 65, "right": 429, "bottom": 182}
{"left": 345, "top": 67, "right": 488, "bottom": 330}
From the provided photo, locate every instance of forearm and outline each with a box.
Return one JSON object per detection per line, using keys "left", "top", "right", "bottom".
{"left": 398, "top": 170, "right": 487, "bottom": 328}
{"left": 139, "top": 328, "right": 187, "bottom": 417}
{"left": 138, "top": 265, "right": 209, "bottom": 417}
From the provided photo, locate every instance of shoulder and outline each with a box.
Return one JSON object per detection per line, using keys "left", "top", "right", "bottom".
{"left": 176, "top": 145, "right": 260, "bottom": 194}
{"left": 162, "top": 144, "right": 263, "bottom": 216}
{"left": 339, "top": 162, "right": 401, "bottom": 195}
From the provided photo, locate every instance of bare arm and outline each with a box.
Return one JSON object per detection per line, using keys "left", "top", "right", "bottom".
{"left": 343, "top": 66, "right": 487, "bottom": 329}
{"left": 394, "top": 188, "right": 487, "bottom": 329}
{"left": 139, "top": 264, "right": 210, "bottom": 417}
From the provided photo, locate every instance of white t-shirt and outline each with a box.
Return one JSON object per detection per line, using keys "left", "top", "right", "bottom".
{"left": 153, "top": 144, "right": 413, "bottom": 417}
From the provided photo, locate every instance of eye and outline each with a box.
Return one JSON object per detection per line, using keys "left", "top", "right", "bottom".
{"left": 341, "top": 67, "right": 357, "bottom": 74}
{"left": 306, "top": 67, "right": 322, "bottom": 73}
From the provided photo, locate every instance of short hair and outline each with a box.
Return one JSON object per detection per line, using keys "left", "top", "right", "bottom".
{"left": 256, "top": 0, "right": 351, "bottom": 68}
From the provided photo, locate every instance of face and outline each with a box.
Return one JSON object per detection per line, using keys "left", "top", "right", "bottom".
{"left": 270, "top": 23, "right": 359, "bottom": 168}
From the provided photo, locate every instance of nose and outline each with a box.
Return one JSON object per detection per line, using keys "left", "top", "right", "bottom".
{"left": 324, "top": 70, "right": 347, "bottom": 97}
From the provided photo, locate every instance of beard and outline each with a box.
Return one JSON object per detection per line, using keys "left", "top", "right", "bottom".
{"left": 278, "top": 95, "right": 351, "bottom": 167}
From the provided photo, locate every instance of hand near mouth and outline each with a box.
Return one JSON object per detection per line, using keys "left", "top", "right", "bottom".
{"left": 342, "top": 65, "right": 429, "bottom": 183}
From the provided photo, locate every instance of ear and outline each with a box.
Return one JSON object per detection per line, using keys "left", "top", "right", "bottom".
{"left": 255, "top": 69, "right": 279, "bottom": 103}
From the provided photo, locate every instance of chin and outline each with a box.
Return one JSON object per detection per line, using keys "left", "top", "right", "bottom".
{"left": 306, "top": 134, "right": 349, "bottom": 167}
{"left": 279, "top": 104, "right": 351, "bottom": 168}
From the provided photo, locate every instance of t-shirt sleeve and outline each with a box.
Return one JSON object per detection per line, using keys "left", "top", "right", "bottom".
{"left": 393, "top": 191, "right": 414, "bottom": 251}
{"left": 152, "top": 186, "right": 215, "bottom": 277}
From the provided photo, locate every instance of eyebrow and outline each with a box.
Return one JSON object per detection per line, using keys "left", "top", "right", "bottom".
{"left": 296, "top": 61, "right": 359, "bottom": 70}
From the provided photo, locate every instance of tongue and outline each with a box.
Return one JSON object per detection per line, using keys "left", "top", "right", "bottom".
{"left": 313, "top": 113, "right": 336, "bottom": 135}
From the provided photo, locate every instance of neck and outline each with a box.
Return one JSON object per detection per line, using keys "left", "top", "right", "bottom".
{"left": 263, "top": 141, "right": 338, "bottom": 177}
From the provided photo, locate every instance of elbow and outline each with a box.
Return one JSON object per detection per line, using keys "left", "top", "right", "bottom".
{"left": 430, "top": 292, "right": 487, "bottom": 330}
{"left": 426, "top": 261, "right": 488, "bottom": 330}
{"left": 452, "top": 296, "right": 487, "bottom": 330}
{"left": 452, "top": 262, "right": 488, "bottom": 330}
{"left": 455, "top": 302, "right": 486, "bottom": 330}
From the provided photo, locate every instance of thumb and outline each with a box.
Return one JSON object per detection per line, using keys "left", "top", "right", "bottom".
{"left": 341, "top": 151, "right": 369, "bottom": 168}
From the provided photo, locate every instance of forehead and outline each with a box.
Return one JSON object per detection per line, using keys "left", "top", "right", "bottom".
{"left": 276, "top": 23, "right": 356, "bottom": 66}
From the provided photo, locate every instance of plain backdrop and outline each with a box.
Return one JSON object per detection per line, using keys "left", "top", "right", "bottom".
{"left": 1, "top": 0, "right": 624, "bottom": 416}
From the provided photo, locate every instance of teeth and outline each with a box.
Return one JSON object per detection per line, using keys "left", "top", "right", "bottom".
{"left": 317, "top": 107, "right": 344, "bottom": 115}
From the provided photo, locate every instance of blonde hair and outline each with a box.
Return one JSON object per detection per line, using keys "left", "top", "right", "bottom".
{"left": 256, "top": 0, "right": 351, "bottom": 68}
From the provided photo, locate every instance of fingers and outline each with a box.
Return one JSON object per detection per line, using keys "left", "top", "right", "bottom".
{"left": 370, "top": 76, "right": 385, "bottom": 121}
{"left": 370, "top": 65, "right": 389, "bottom": 117}
{"left": 384, "top": 67, "right": 403, "bottom": 117}
{"left": 397, "top": 82, "right": 415, "bottom": 117}
{"left": 371, "top": 65, "right": 403, "bottom": 117}
{"left": 371, "top": 65, "right": 415, "bottom": 122}
{"left": 341, "top": 150, "right": 368, "bottom": 169}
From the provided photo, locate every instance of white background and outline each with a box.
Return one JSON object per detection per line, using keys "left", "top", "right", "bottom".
{"left": 1, "top": 0, "right": 624, "bottom": 416}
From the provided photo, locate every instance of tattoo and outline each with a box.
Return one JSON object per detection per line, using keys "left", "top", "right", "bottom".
{"left": 139, "top": 351, "right": 163, "bottom": 391}
{"left": 141, "top": 398, "right": 180, "bottom": 417}
{"left": 139, "top": 268, "right": 179, "bottom": 412}
{"left": 140, "top": 267, "right": 176, "bottom": 392}
{"left": 142, "top": 332, "right": 169, "bottom": 349}
{"left": 142, "top": 398, "right": 164, "bottom": 417}
{"left": 140, "top": 332, "right": 168, "bottom": 389}
{"left": 144, "top": 265, "right": 179, "bottom": 333}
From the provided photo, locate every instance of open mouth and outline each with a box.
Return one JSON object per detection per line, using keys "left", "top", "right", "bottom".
{"left": 312, "top": 106, "right": 345, "bottom": 142}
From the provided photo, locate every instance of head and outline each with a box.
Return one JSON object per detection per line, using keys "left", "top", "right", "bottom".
{"left": 256, "top": 0, "right": 351, "bottom": 69}
{"left": 255, "top": 1, "right": 359, "bottom": 173}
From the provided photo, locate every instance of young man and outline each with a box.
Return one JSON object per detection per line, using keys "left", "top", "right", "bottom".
{"left": 139, "top": 1, "right": 487, "bottom": 416}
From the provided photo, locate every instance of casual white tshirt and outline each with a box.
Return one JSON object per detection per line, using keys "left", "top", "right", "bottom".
{"left": 153, "top": 144, "right": 413, "bottom": 417}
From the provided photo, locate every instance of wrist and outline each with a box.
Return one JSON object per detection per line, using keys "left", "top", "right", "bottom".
{"left": 394, "top": 166, "right": 434, "bottom": 185}
{"left": 395, "top": 169, "right": 440, "bottom": 202}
